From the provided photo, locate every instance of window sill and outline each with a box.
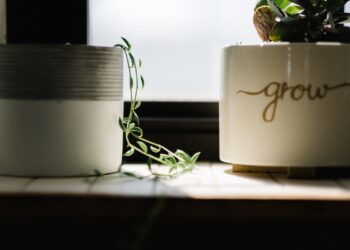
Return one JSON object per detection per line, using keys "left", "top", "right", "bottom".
{"left": 0, "top": 162, "right": 350, "bottom": 219}
{"left": 1, "top": 163, "right": 350, "bottom": 249}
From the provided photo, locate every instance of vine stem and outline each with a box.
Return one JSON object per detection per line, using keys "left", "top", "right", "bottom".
{"left": 135, "top": 136, "right": 184, "bottom": 162}
{"left": 125, "top": 134, "right": 169, "bottom": 165}
{"left": 115, "top": 38, "right": 200, "bottom": 179}
{"left": 120, "top": 46, "right": 135, "bottom": 128}
{"left": 120, "top": 45, "right": 185, "bottom": 163}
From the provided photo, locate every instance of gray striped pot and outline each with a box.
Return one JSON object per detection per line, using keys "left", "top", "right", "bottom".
{"left": 0, "top": 44, "right": 123, "bottom": 177}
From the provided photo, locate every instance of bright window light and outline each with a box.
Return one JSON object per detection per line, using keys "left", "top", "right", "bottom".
{"left": 88, "top": 0, "right": 260, "bottom": 101}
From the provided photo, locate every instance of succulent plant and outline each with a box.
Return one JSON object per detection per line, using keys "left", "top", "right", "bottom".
{"left": 254, "top": 0, "right": 350, "bottom": 42}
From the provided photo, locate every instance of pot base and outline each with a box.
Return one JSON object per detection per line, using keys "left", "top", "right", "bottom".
{"left": 232, "top": 164, "right": 350, "bottom": 179}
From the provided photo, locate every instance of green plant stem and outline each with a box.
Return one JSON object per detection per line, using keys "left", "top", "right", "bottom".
{"left": 115, "top": 37, "right": 200, "bottom": 179}
{"left": 134, "top": 136, "right": 184, "bottom": 162}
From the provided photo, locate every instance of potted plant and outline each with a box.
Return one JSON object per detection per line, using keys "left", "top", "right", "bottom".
{"left": 0, "top": 38, "right": 200, "bottom": 178}
{"left": 220, "top": 0, "right": 350, "bottom": 170}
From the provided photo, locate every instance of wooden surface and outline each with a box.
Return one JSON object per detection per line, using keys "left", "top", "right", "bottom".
{"left": 0, "top": 163, "right": 350, "bottom": 218}
{"left": 2, "top": 162, "right": 350, "bottom": 200}
{"left": 1, "top": 163, "right": 350, "bottom": 249}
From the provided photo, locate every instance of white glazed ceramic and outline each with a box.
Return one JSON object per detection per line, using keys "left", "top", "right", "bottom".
{"left": 0, "top": 45, "right": 123, "bottom": 177}
{"left": 220, "top": 43, "right": 350, "bottom": 167}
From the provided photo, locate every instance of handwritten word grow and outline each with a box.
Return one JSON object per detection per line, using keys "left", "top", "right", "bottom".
{"left": 237, "top": 82, "right": 350, "bottom": 122}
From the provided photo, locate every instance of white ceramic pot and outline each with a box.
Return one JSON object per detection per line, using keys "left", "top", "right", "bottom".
{"left": 0, "top": 45, "right": 124, "bottom": 177}
{"left": 220, "top": 42, "right": 350, "bottom": 168}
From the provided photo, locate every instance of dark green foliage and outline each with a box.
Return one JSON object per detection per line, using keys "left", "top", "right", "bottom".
{"left": 254, "top": 0, "right": 350, "bottom": 42}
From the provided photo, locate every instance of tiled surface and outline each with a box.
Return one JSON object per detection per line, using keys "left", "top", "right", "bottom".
{"left": 1, "top": 163, "right": 350, "bottom": 200}
{"left": 0, "top": 176, "right": 32, "bottom": 193}
{"left": 25, "top": 178, "right": 90, "bottom": 194}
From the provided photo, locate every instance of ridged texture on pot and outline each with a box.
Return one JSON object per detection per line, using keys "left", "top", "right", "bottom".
{"left": 0, "top": 45, "right": 123, "bottom": 100}
{"left": 0, "top": 45, "right": 124, "bottom": 177}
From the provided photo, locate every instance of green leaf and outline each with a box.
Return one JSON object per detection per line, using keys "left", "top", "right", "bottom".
{"left": 140, "top": 75, "right": 145, "bottom": 89}
{"left": 275, "top": 0, "right": 293, "bottom": 9}
{"left": 160, "top": 153, "right": 171, "bottom": 160}
{"left": 190, "top": 152, "right": 201, "bottom": 164}
{"left": 288, "top": 0, "right": 314, "bottom": 11}
{"left": 255, "top": 0, "right": 268, "bottom": 10}
{"left": 114, "top": 44, "right": 126, "bottom": 50}
{"left": 130, "top": 126, "right": 143, "bottom": 137}
{"left": 164, "top": 156, "right": 177, "bottom": 165}
{"left": 124, "top": 148, "right": 135, "bottom": 157}
{"left": 175, "top": 149, "right": 191, "bottom": 161}
{"left": 139, "top": 59, "right": 142, "bottom": 67}
{"left": 284, "top": 4, "right": 303, "bottom": 15}
{"left": 129, "top": 53, "right": 135, "bottom": 67}
{"left": 121, "top": 37, "right": 131, "bottom": 50}
{"left": 130, "top": 77, "right": 134, "bottom": 89}
{"left": 150, "top": 146, "right": 161, "bottom": 153}
{"left": 137, "top": 141, "right": 148, "bottom": 153}
{"left": 129, "top": 123, "right": 135, "bottom": 129}
{"left": 133, "top": 112, "right": 140, "bottom": 125}
{"left": 267, "top": 0, "right": 287, "bottom": 17}
{"left": 118, "top": 117, "right": 125, "bottom": 130}
{"left": 269, "top": 22, "right": 304, "bottom": 41}
{"left": 169, "top": 165, "right": 178, "bottom": 174}
{"left": 134, "top": 100, "right": 142, "bottom": 109}
{"left": 147, "top": 158, "right": 152, "bottom": 171}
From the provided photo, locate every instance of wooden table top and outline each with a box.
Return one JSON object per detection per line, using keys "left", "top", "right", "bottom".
{"left": 1, "top": 162, "right": 350, "bottom": 219}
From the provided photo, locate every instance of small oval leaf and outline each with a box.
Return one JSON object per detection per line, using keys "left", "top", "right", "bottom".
{"left": 175, "top": 149, "right": 191, "bottom": 161}
{"left": 133, "top": 112, "right": 140, "bottom": 125}
{"left": 129, "top": 53, "right": 135, "bottom": 67}
{"left": 147, "top": 158, "right": 152, "bottom": 171}
{"left": 150, "top": 146, "right": 161, "bottom": 153}
{"left": 137, "top": 141, "right": 148, "bottom": 153}
{"left": 130, "top": 127, "right": 143, "bottom": 137}
{"left": 130, "top": 77, "right": 134, "bottom": 88}
{"left": 190, "top": 152, "right": 201, "bottom": 164}
{"left": 140, "top": 75, "right": 145, "bottom": 88}
{"left": 123, "top": 148, "right": 135, "bottom": 157}
{"left": 118, "top": 117, "right": 125, "bottom": 130}
{"left": 121, "top": 37, "right": 131, "bottom": 50}
{"left": 134, "top": 100, "right": 142, "bottom": 109}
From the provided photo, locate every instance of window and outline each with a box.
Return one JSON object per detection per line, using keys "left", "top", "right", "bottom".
{"left": 88, "top": 0, "right": 260, "bottom": 101}
{"left": 6, "top": 0, "right": 260, "bottom": 161}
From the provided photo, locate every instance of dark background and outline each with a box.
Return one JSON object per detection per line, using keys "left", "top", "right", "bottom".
{"left": 6, "top": 0, "right": 87, "bottom": 44}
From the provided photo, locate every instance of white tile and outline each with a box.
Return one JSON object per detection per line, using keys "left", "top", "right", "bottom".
{"left": 25, "top": 178, "right": 90, "bottom": 194}
{"left": 90, "top": 173, "right": 158, "bottom": 197}
{"left": 217, "top": 186, "right": 284, "bottom": 199}
{"left": 211, "top": 163, "right": 276, "bottom": 187}
{"left": 0, "top": 176, "right": 32, "bottom": 193}
{"left": 273, "top": 173, "right": 340, "bottom": 188}
{"left": 177, "top": 186, "right": 221, "bottom": 199}
{"left": 119, "top": 164, "right": 153, "bottom": 177}
{"left": 160, "top": 166, "right": 215, "bottom": 187}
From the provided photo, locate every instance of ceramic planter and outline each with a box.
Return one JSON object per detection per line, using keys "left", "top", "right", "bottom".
{"left": 0, "top": 45, "right": 123, "bottom": 177}
{"left": 220, "top": 43, "right": 350, "bottom": 168}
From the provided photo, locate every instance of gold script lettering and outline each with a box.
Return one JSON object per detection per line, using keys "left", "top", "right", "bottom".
{"left": 237, "top": 82, "right": 350, "bottom": 122}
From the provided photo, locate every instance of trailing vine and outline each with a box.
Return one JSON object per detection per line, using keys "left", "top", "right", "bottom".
{"left": 115, "top": 37, "right": 200, "bottom": 179}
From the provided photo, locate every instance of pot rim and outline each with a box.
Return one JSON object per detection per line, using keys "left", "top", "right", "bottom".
{"left": 221, "top": 41, "right": 350, "bottom": 49}
{"left": 0, "top": 43, "right": 119, "bottom": 51}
